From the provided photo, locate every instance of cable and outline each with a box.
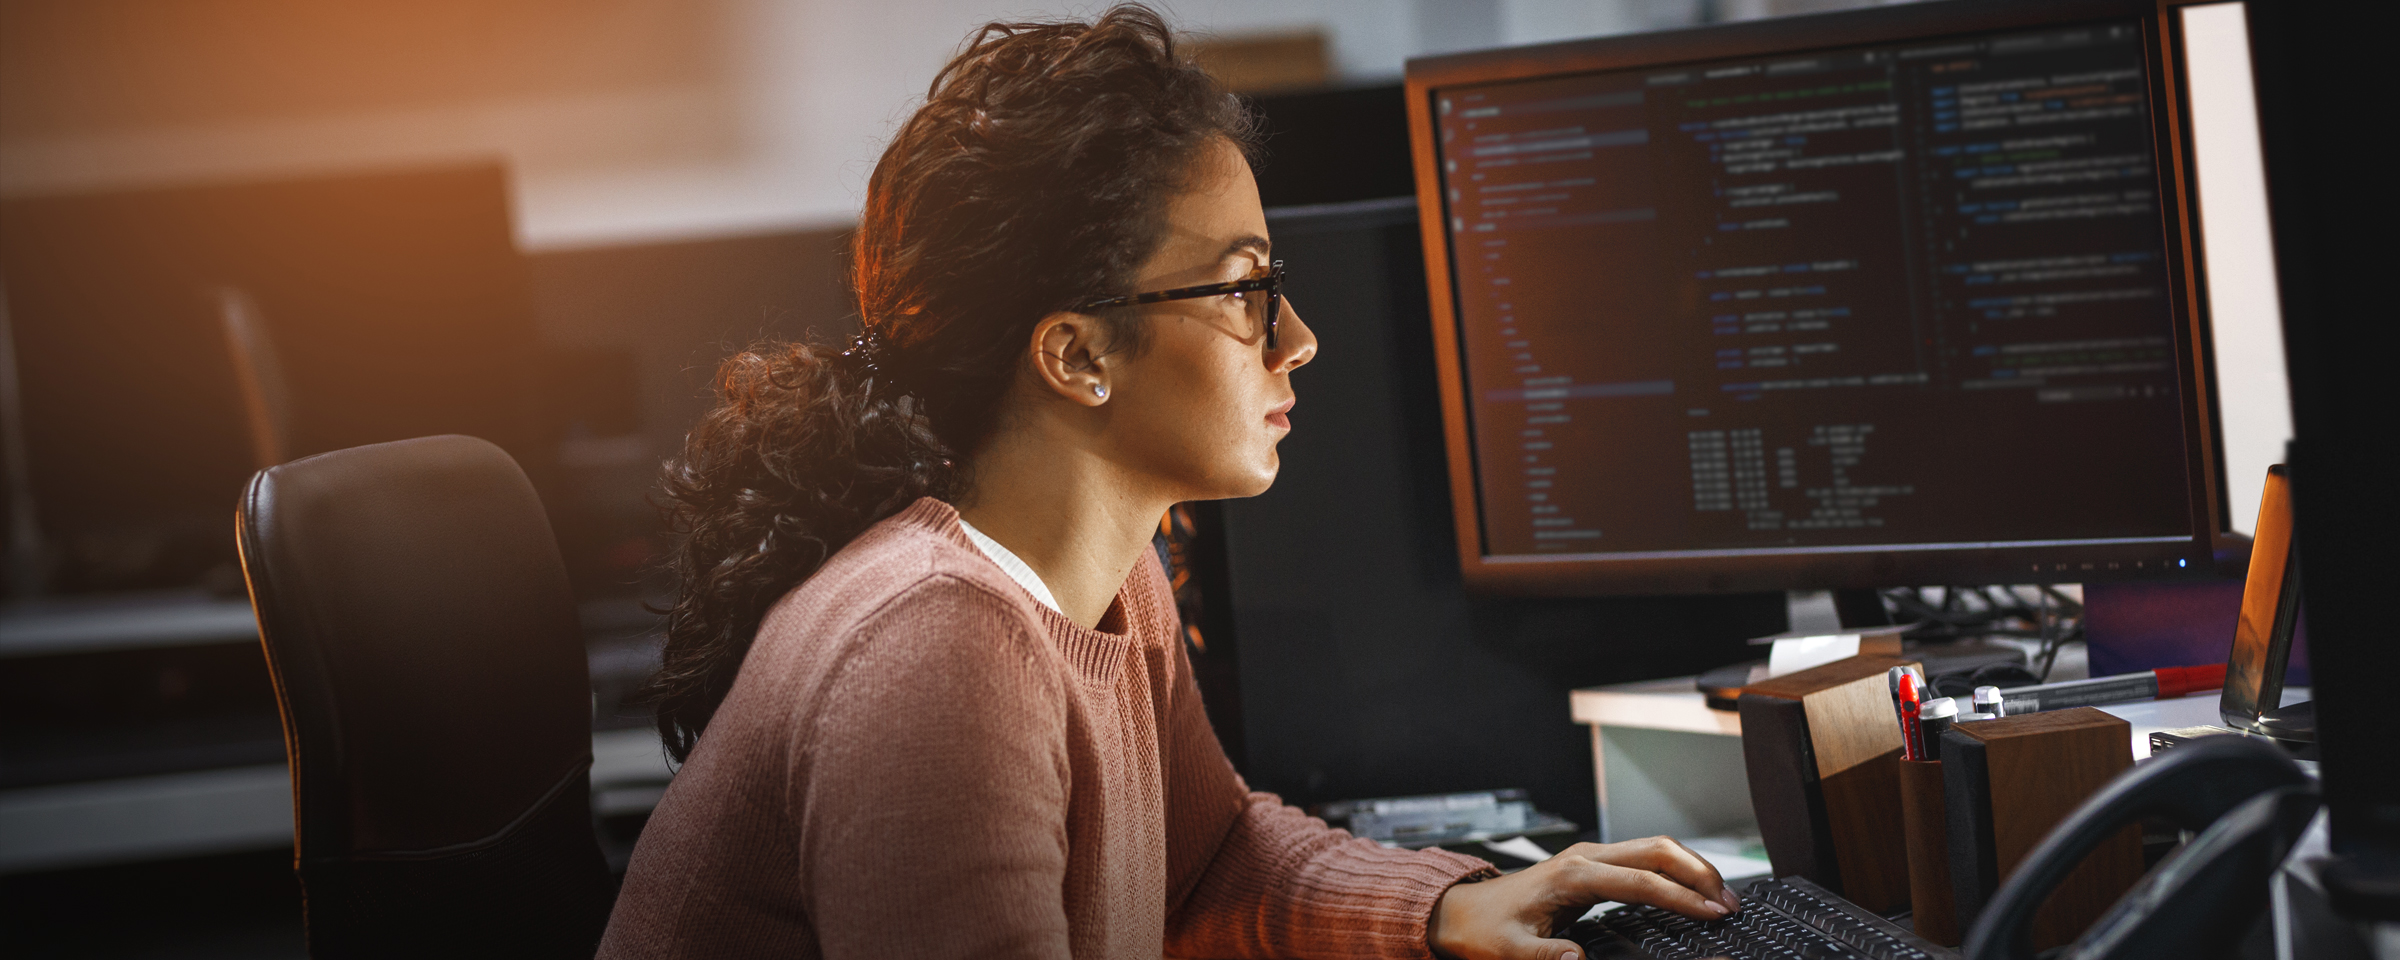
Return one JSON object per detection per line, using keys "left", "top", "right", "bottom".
{"left": 1883, "top": 583, "right": 2084, "bottom": 682}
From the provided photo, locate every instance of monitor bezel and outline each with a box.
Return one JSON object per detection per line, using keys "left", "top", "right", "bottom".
{"left": 1404, "top": 0, "right": 2236, "bottom": 596}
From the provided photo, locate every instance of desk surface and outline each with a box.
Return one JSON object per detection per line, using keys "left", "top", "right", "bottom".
{"left": 0, "top": 728, "right": 679, "bottom": 875}
{"left": 1573, "top": 643, "right": 2091, "bottom": 736}
{"left": 1570, "top": 675, "right": 1741, "bottom": 735}
{"left": 1573, "top": 672, "right": 2310, "bottom": 760}
{"left": 2102, "top": 686, "right": 2309, "bottom": 759}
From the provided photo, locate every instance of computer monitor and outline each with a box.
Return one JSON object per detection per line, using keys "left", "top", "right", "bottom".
{"left": 0, "top": 163, "right": 543, "bottom": 596}
{"left": 1405, "top": 0, "right": 2231, "bottom": 596}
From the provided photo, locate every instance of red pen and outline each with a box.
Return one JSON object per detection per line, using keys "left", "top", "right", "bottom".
{"left": 1898, "top": 673, "right": 1923, "bottom": 761}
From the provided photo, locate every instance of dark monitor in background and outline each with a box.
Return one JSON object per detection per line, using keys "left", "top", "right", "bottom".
{"left": 1186, "top": 87, "right": 1782, "bottom": 826}
{"left": 1405, "top": 0, "right": 2230, "bottom": 596}
{"left": 1208, "top": 195, "right": 1783, "bottom": 825}
{"left": 0, "top": 164, "right": 551, "bottom": 796}
{"left": 1247, "top": 84, "right": 1417, "bottom": 209}
{"left": 1, "top": 164, "right": 543, "bottom": 596}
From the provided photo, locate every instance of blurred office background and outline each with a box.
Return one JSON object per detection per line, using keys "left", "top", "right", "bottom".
{"left": 1, "top": 0, "right": 1900, "bottom": 247}
{"left": 4, "top": 0, "right": 2280, "bottom": 956}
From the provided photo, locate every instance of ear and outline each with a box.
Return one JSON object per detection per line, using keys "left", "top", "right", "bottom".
{"left": 1029, "top": 310, "right": 1115, "bottom": 407}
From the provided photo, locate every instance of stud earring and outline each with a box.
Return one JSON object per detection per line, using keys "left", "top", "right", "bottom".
{"left": 1093, "top": 383, "right": 1109, "bottom": 399}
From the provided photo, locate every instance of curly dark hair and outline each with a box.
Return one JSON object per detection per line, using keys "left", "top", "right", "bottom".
{"left": 644, "top": 3, "right": 1260, "bottom": 762}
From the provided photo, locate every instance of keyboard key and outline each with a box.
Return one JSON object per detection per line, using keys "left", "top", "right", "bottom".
{"left": 1593, "top": 880, "right": 1944, "bottom": 960}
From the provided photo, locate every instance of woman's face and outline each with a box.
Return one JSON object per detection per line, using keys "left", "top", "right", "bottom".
{"left": 1101, "top": 138, "right": 1318, "bottom": 502}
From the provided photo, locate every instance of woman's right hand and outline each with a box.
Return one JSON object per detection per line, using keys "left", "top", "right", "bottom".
{"left": 1428, "top": 836, "right": 1739, "bottom": 960}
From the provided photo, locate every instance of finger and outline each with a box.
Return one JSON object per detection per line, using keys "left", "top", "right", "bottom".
{"left": 1661, "top": 837, "right": 1740, "bottom": 911}
{"left": 1542, "top": 853, "right": 1719, "bottom": 920}
{"left": 1604, "top": 837, "right": 1735, "bottom": 910}
{"left": 1584, "top": 861, "right": 1729, "bottom": 921}
{"left": 1500, "top": 929, "right": 1589, "bottom": 960}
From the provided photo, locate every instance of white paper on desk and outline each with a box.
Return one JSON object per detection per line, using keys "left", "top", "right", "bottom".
{"left": 1479, "top": 836, "right": 1555, "bottom": 864}
{"left": 1689, "top": 847, "right": 1776, "bottom": 882}
{"left": 1767, "top": 634, "right": 1859, "bottom": 678}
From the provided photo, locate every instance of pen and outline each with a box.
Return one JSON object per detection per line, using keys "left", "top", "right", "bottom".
{"left": 1919, "top": 697, "right": 1957, "bottom": 761}
{"left": 1995, "top": 663, "right": 2228, "bottom": 715}
{"left": 1898, "top": 673, "right": 1923, "bottom": 761}
{"left": 1887, "top": 666, "right": 1915, "bottom": 735}
{"left": 1972, "top": 685, "right": 2005, "bottom": 718}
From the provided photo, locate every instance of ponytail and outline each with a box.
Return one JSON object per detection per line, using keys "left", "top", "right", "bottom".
{"left": 646, "top": 343, "right": 954, "bottom": 762}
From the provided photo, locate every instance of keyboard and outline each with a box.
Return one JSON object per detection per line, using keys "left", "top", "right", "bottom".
{"left": 1572, "top": 876, "right": 1959, "bottom": 960}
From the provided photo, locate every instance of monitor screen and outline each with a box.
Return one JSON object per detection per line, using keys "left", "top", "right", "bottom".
{"left": 1408, "top": 0, "right": 2222, "bottom": 594}
{"left": 0, "top": 164, "right": 542, "bottom": 596}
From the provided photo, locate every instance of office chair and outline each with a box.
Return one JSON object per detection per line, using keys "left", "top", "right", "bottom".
{"left": 239, "top": 434, "right": 612, "bottom": 958}
{"left": 1961, "top": 735, "right": 2318, "bottom": 960}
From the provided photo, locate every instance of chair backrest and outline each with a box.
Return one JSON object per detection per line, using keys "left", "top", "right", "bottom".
{"left": 239, "top": 434, "right": 610, "bottom": 959}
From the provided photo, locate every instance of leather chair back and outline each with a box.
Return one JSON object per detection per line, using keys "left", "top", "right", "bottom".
{"left": 239, "top": 435, "right": 610, "bottom": 958}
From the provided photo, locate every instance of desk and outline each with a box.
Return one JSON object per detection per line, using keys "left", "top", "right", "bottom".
{"left": 1569, "top": 676, "right": 1748, "bottom": 846}
{"left": 0, "top": 728, "right": 676, "bottom": 874}
{"left": 0, "top": 595, "right": 677, "bottom": 875}
{"left": 1569, "top": 661, "right": 2310, "bottom": 850}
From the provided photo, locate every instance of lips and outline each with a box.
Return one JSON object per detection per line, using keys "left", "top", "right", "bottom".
{"left": 1267, "top": 397, "right": 1294, "bottom": 431}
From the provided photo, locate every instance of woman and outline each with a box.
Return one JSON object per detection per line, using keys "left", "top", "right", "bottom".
{"left": 599, "top": 7, "right": 1738, "bottom": 959}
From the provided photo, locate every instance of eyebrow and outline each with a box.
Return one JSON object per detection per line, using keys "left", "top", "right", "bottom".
{"left": 1221, "top": 235, "right": 1271, "bottom": 263}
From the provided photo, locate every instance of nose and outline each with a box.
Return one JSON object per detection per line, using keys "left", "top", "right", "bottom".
{"left": 1268, "top": 297, "right": 1317, "bottom": 373}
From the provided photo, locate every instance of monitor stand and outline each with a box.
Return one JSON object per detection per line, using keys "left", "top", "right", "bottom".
{"left": 1695, "top": 590, "right": 2028, "bottom": 710}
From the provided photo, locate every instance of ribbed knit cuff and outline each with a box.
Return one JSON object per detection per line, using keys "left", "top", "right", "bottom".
{"left": 1370, "top": 847, "right": 1503, "bottom": 960}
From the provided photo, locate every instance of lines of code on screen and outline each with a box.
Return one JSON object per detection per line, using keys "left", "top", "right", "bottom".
{"left": 1435, "top": 21, "right": 2195, "bottom": 561}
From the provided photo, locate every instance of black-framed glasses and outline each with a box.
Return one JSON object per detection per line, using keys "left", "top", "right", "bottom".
{"left": 1076, "top": 260, "right": 1287, "bottom": 350}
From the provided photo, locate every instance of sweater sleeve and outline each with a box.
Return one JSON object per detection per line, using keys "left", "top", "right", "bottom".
{"left": 1153, "top": 617, "right": 1497, "bottom": 959}
{"left": 791, "top": 575, "right": 1075, "bottom": 960}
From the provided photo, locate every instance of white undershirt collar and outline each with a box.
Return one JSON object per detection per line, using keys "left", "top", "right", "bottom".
{"left": 956, "top": 517, "right": 1062, "bottom": 614}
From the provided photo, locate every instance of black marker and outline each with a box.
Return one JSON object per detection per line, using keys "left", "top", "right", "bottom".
{"left": 1918, "top": 697, "right": 1958, "bottom": 761}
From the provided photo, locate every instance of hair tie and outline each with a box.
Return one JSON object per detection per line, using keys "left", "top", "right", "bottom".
{"left": 837, "top": 327, "right": 913, "bottom": 399}
{"left": 837, "top": 327, "right": 884, "bottom": 375}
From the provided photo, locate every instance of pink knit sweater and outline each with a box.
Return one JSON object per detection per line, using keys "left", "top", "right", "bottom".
{"left": 599, "top": 498, "right": 1495, "bottom": 959}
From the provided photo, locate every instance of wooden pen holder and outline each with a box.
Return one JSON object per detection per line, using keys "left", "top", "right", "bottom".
{"left": 1738, "top": 655, "right": 1915, "bottom": 913}
{"left": 1941, "top": 707, "right": 2142, "bottom": 951}
{"left": 1896, "top": 758, "right": 1957, "bottom": 946}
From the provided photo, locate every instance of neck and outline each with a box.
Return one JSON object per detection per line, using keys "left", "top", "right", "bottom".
{"left": 957, "top": 419, "right": 1170, "bottom": 630}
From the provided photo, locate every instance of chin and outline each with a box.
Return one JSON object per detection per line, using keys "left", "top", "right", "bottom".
{"left": 1175, "top": 441, "right": 1281, "bottom": 500}
{"left": 1250, "top": 447, "right": 1282, "bottom": 492}
{"left": 1215, "top": 460, "right": 1279, "bottom": 500}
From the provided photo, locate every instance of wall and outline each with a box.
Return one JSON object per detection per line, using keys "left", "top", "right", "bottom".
{"left": 2180, "top": 3, "right": 2289, "bottom": 534}
{"left": 1, "top": 0, "right": 1897, "bottom": 250}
